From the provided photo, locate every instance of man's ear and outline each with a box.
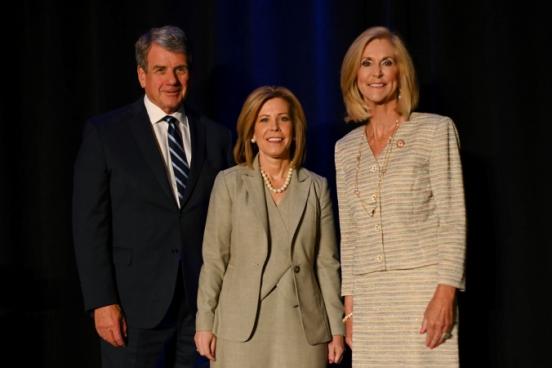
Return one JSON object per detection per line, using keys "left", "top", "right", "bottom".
{"left": 137, "top": 66, "right": 146, "bottom": 88}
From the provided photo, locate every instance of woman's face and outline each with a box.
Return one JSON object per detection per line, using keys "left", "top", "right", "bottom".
{"left": 356, "top": 38, "right": 400, "bottom": 107}
{"left": 253, "top": 97, "right": 293, "bottom": 162}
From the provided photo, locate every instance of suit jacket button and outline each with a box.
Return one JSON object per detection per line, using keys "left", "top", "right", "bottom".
{"left": 293, "top": 265, "right": 300, "bottom": 273}
{"left": 171, "top": 249, "right": 179, "bottom": 254}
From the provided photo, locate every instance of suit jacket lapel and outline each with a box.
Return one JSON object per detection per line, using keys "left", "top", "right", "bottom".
{"left": 179, "top": 110, "right": 205, "bottom": 209}
{"left": 127, "top": 100, "right": 175, "bottom": 205}
{"left": 286, "top": 168, "right": 311, "bottom": 243}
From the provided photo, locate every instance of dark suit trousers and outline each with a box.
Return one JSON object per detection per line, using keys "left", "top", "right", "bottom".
{"left": 100, "top": 268, "right": 208, "bottom": 368}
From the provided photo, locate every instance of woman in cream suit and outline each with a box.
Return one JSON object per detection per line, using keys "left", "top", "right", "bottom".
{"left": 195, "top": 86, "right": 344, "bottom": 367}
{"left": 335, "top": 27, "right": 466, "bottom": 367}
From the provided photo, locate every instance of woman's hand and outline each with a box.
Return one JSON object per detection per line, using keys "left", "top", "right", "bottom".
{"left": 327, "top": 335, "right": 345, "bottom": 364}
{"left": 343, "top": 295, "right": 353, "bottom": 349}
{"left": 194, "top": 330, "right": 217, "bottom": 361}
{"left": 420, "top": 284, "right": 456, "bottom": 349}
{"left": 344, "top": 318, "right": 353, "bottom": 349}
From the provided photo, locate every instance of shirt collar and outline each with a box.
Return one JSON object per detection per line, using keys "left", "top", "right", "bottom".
{"left": 143, "top": 95, "right": 187, "bottom": 126}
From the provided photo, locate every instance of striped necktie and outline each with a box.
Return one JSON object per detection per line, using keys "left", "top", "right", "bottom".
{"left": 163, "top": 116, "right": 189, "bottom": 206}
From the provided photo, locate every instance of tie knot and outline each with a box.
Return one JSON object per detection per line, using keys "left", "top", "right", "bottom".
{"left": 163, "top": 115, "right": 178, "bottom": 127}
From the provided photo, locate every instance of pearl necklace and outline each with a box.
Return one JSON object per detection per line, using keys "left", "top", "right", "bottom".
{"left": 354, "top": 119, "right": 400, "bottom": 216}
{"left": 260, "top": 166, "right": 294, "bottom": 193}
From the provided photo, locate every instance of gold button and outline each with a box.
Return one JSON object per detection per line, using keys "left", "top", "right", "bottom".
{"left": 371, "top": 193, "right": 377, "bottom": 202}
{"left": 375, "top": 224, "right": 381, "bottom": 231}
{"left": 375, "top": 255, "right": 383, "bottom": 262}
{"left": 369, "top": 164, "right": 377, "bottom": 173}
{"left": 396, "top": 139, "right": 405, "bottom": 148}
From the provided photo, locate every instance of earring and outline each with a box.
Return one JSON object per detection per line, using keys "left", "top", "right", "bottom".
{"left": 397, "top": 89, "right": 402, "bottom": 100}
{"left": 251, "top": 137, "right": 256, "bottom": 143}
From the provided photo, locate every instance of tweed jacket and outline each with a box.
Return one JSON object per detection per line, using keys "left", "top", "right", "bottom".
{"left": 196, "top": 159, "right": 344, "bottom": 344}
{"left": 335, "top": 113, "right": 466, "bottom": 296}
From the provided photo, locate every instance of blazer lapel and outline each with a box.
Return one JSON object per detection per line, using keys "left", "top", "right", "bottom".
{"left": 242, "top": 158, "right": 268, "bottom": 234}
{"left": 286, "top": 168, "right": 311, "bottom": 243}
{"left": 127, "top": 100, "right": 175, "bottom": 205}
{"left": 179, "top": 110, "right": 205, "bottom": 209}
{"left": 242, "top": 161, "right": 310, "bottom": 240}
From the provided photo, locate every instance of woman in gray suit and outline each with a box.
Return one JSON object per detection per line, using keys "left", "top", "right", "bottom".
{"left": 195, "top": 86, "right": 345, "bottom": 367}
{"left": 335, "top": 27, "right": 466, "bottom": 367}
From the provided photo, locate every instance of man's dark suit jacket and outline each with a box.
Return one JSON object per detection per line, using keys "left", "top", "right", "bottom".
{"left": 73, "top": 99, "right": 233, "bottom": 329}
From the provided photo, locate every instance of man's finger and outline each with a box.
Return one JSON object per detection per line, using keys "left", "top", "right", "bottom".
{"left": 122, "top": 318, "right": 128, "bottom": 337}
{"left": 111, "top": 327, "right": 126, "bottom": 347}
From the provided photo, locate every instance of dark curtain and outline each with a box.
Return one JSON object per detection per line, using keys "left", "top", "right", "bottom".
{"left": 2, "top": 1, "right": 550, "bottom": 367}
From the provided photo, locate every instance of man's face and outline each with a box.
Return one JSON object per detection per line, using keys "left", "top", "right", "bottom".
{"left": 137, "top": 43, "right": 189, "bottom": 114}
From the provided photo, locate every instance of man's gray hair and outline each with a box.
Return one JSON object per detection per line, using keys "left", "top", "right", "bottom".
{"left": 135, "top": 25, "right": 190, "bottom": 70}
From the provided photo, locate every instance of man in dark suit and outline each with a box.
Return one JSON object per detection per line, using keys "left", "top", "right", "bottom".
{"left": 72, "top": 25, "right": 233, "bottom": 367}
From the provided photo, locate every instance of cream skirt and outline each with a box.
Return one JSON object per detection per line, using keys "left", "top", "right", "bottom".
{"left": 352, "top": 265, "right": 459, "bottom": 367}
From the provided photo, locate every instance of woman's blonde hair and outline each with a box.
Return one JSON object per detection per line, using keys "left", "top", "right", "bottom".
{"left": 234, "top": 86, "right": 306, "bottom": 168}
{"left": 340, "top": 26, "right": 419, "bottom": 122}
